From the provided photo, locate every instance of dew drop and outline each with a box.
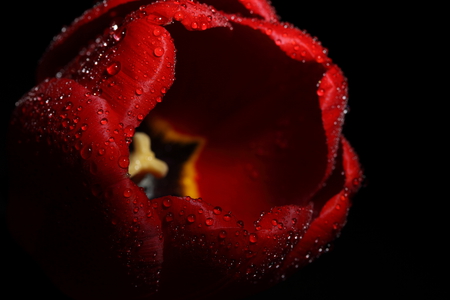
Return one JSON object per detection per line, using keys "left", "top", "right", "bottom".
{"left": 135, "top": 88, "right": 144, "bottom": 96}
{"left": 223, "top": 214, "right": 231, "bottom": 222}
{"left": 106, "top": 61, "right": 121, "bottom": 76}
{"left": 332, "top": 222, "right": 340, "bottom": 230}
{"left": 64, "top": 102, "right": 73, "bottom": 111}
{"left": 118, "top": 156, "right": 130, "bottom": 168}
{"left": 254, "top": 221, "right": 262, "bottom": 231}
{"left": 213, "top": 206, "right": 222, "bottom": 215}
{"left": 100, "top": 118, "right": 108, "bottom": 125}
{"left": 153, "top": 28, "right": 162, "bottom": 36}
{"left": 165, "top": 212, "right": 174, "bottom": 222}
{"left": 112, "top": 29, "right": 126, "bottom": 42}
{"left": 219, "top": 230, "right": 227, "bottom": 239}
{"left": 153, "top": 47, "right": 165, "bottom": 57}
{"left": 205, "top": 218, "right": 214, "bottom": 226}
{"left": 123, "top": 188, "right": 133, "bottom": 198}
{"left": 237, "top": 220, "right": 244, "bottom": 228}
{"left": 173, "top": 12, "right": 184, "bottom": 21}
{"left": 80, "top": 143, "right": 93, "bottom": 160}
{"left": 187, "top": 214, "right": 196, "bottom": 223}
{"left": 249, "top": 233, "right": 258, "bottom": 244}
{"left": 162, "top": 198, "right": 172, "bottom": 208}
{"left": 316, "top": 88, "right": 325, "bottom": 96}
{"left": 124, "top": 125, "right": 135, "bottom": 138}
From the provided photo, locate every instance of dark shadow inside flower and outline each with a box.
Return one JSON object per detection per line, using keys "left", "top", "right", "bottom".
{"left": 136, "top": 23, "right": 328, "bottom": 226}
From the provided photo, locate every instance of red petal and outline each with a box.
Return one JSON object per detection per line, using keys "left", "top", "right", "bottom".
{"left": 9, "top": 78, "right": 166, "bottom": 298}
{"left": 37, "top": 0, "right": 231, "bottom": 81}
{"left": 235, "top": 0, "right": 278, "bottom": 20}
{"left": 149, "top": 17, "right": 343, "bottom": 226}
{"left": 234, "top": 18, "right": 349, "bottom": 190}
{"left": 281, "top": 137, "right": 363, "bottom": 273}
{"left": 38, "top": 0, "right": 143, "bottom": 80}
{"left": 200, "top": 0, "right": 278, "bottom": 21}
{"left": 148, "top": 196, "right": 313, "bottom": 298}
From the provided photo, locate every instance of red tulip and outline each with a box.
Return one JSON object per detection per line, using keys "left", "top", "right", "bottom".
{"left": 7, "top": 1, "right": 363, "bottom": 299}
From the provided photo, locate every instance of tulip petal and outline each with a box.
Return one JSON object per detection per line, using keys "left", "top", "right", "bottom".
{"left": 9, "top": 78, "right": 165, "bottom": 299}
{"left": 148, "top": 196, "right": 313, "bottom": 298}
{"left": 38, "top": 0, "right": 232, "bottom": 81}
{"left": 148, "top": 18, "right": 333, "bottom": 226}
{"left": 233, "top": 18, "right": 349, "bottom": 194}
{"left": 200, "top": 0, "right": 278, "bottom": 21}
{"left": 9, "top": 1, "right": 363, "bottom": 299}
{"left": 281, "top": 137, "right": 363, "bottom": 274}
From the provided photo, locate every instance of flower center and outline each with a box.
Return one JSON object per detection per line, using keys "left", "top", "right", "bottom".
{"left": 128, "top": 118, "right": 203, "bottom": 200}
{"left": 129, "top": 132, "right": 168, "bottom": 182}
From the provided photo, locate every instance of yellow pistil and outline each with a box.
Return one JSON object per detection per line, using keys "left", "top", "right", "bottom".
{"left": 129, "top": 132, "right": 168, "bottom": 180}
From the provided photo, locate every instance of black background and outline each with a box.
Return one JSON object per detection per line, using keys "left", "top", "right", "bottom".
{"left": 1, "top": 1, "right": 443, "bottom": 299}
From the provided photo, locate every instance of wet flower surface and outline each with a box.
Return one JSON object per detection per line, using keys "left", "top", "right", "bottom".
{"left": 7, "top": 1, "right": 363, "bottom": 299}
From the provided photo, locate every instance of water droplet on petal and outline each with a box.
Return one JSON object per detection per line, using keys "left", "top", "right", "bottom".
{"left": 98, "top": 148, "right": 106, "bottom": 156}
{"left": 80, "top": 143, "right": 93, "bottom": 159}
{"left": 106, "top": 61, "right": 121, "bottom": 76}
{"left": 153, "top": 28, "right": 162, "bottom": 36}
{"left": 173, "top": 12, "right": 184, "bottom": 21}
{"left": 162, "top": 198, "right": 172, "bottom": 208}
{"left": 213, "top": 206, "right": 222, "bottom": 215}
{"left": 205, "top": 218, "right": 214, "bottom": 226}
{"left": 123, "top": 188, "right": 133, "bottom": 198}
{"left": 100, "top": 118, "right": 108, "bottom": 125}
{"left": 153, "top": 47, "right": 165, "bottom": 57}
{"left": 112, "top": 29, "right": 126, "bottom": 42}
{"left": 249, "top": 233, "right": 258, "bottom": 244}
{"left": 118, "top": 156, "right": 130, "bottom": 168}
{"left": 165, "top": 212, "right": 174, "bottom": 222}
{"left": 187, "top": 214, "right": 196, "bottom": 223}
{"left": 135, "top": 88, "right": 144, "bottom": 96}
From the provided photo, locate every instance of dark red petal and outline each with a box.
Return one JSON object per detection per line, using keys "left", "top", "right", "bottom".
{"left": 38, "top": 0, "right": 232, "bottom": 81}
{"left": 148, "top": 21, "right": 328, "bottom": 225}
{"left": 38, "top": 0, "right": 144, "bottom": 80}
{"left": 233, "top": 18, "right": 349, "bottom": 192}
{"left": 148, "top": 196, "right": 313, "bottom": 298}
{"left": 9, "top": 78, "right": 164, "bottom": 299}
{"left": 8, "top": 2, "right": 233, "bottom": 298}
{"left": 281, "top": 137, "right": 363, "bottom": 273}
{"left": 200, "top": 0, "right": 278, "bottom": 20}
{"left": 58, "top": 1, "right": 230, "bottom": 128}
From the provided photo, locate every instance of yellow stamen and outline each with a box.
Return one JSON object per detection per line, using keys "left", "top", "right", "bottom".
{"left": 146, "top": 117, "right": 204, "bottom": 199}
{"left": 129, "top": 132, "right": 168, "bottom": 180}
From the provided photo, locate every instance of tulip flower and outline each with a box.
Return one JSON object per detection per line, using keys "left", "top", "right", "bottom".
{"left": 7, "top": 1, "right": 362, "bottom": 299}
